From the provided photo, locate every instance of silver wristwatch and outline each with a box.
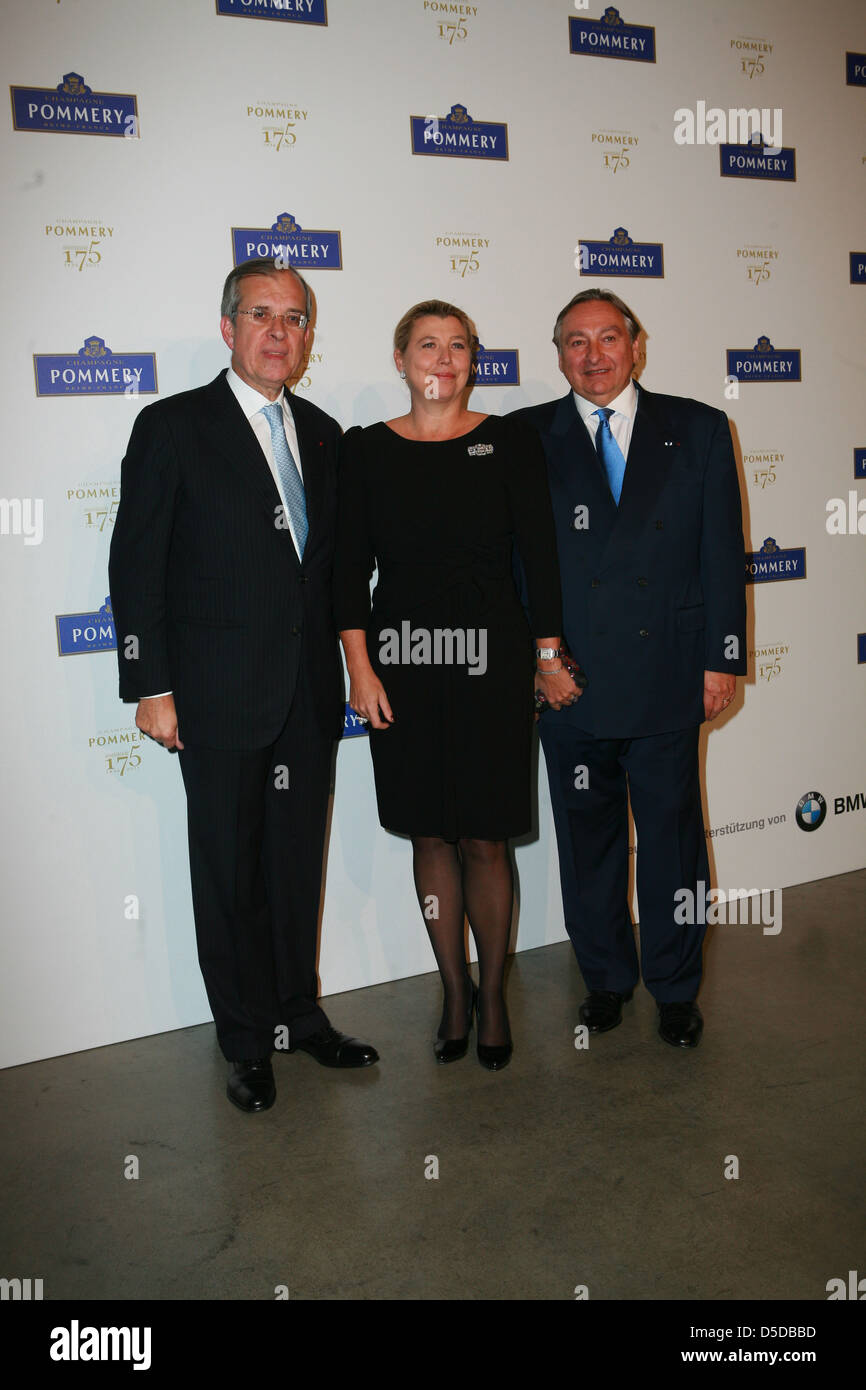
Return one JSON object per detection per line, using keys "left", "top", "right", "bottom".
{"left": 536, "top": 647, "right": 558, "bottom": 661}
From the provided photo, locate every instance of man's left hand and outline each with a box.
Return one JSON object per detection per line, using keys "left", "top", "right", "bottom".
{"left": 704, "top": 670, "right": 736, "bottom": 721}
{"left": 535, "top": 668, "right": 582, "bottom": 711}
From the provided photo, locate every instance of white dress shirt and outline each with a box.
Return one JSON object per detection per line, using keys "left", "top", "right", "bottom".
{"left": 226, "top": 367, "right": 306, "bottom": 559}
{"left": 573, "top": 379, "right": 638, "bottom": 461}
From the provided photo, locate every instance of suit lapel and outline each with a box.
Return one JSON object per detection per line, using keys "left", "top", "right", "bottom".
{"left": 598, "top": 385, "right": 677, "bottom": 570}
{"left": 198, "top": 372, "right": 286, "bottom": 523}
{"left": 547, "top": 391, "right": 618, "bottom": 557}
{"left": 197, "top": 372, "right": 337, "bottom": 567}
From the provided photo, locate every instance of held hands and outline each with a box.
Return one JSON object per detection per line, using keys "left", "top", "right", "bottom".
{"left": 348, "top": 665, "right": 394, "bottom": 731}
{"left": 535, "top": 667, "right": 582, "bottom": 711}
{"left": 703, "top": 670, "right": 736, "bottom": 721}
{"left": 136, "top": 694, "right": 184, "bottom": 750}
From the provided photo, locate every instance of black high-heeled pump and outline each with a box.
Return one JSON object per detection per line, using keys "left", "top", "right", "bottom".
{"left": 434, "top": 979, "right": 478, "bottom": 1063}
{"left": 476, "top": 996, "right": 513, "bottom": 1071}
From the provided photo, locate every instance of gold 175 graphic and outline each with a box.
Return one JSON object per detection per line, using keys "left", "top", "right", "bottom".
{"left": 45, "top": 219, "right": 115, "bottom": 270}
{"left": 425, "top": 1, "right": 477, "bottom": 43}
{"left": 246, "top": 103, "right": 308, "bottom": 151}
{"left": 590, "top": 130, "right": 638, "bottom": 174}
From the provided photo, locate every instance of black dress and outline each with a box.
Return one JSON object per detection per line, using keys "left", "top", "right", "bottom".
{"left": 333, "top": 414, "right": 562, "bottom": 840}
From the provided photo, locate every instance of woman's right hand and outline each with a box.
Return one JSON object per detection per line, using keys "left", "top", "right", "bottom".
{"left": 348, "top": 666, "right": 394, "bottom": 731}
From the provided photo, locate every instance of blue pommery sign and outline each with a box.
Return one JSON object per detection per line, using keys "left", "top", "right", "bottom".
{"left": 342, "top": 704, "right": 369, "bottom": 738}
{"left": 577, "top": 227, "right": 663, "bottom": 278}
{"left": 410, "top": 103, "right": 508, "bottom": 161}
{"left": 56, "top": 598, "right": 117, "bottom": 655}
{"left": 231, "top": 212, "right": 342, "bottom": 269}
{"left": 215, "top": 0, "right": 327, "bottom": 24}
{"left": 569, "top": 7, "right": 656, "bottom": 63}
{"left": 472, "top": 347, "right": 520, "bottom": 386}
{"left": 846, "top": 51, "right": 866, "bottom": 85}
{"left": 10, "top": 73, "right": 137, "bottom": 137}
{"left": 34, "top": 337, "right": 158, "bottom": 397}
{"left": 720, "top": 133, "right": 796, "bottom": 182}
{"left": 745, "top": 538, "right": 806, "bottom": 584}
{"left": 726, "top": 336, "right": 801, "bottom": 382}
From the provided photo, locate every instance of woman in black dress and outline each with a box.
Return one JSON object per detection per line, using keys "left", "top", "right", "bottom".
{"left": 334, "top": 300, "right": 579, "bottom": 1068}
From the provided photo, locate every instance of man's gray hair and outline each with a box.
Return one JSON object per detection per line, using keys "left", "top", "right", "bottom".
{"left": 221, "top": 257, "right": 313, "bottom": 324}
{"left": 553, "top": 288, "right": 644, "bottom": 350}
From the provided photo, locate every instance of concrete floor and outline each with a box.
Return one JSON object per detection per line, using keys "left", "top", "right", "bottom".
{"left": 1, "top": 870, "right": 863, "bottom": 1302}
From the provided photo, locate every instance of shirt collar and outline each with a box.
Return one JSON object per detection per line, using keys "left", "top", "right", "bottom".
{"left": 572, "top": 378, "right": 637, "bottom": 425}
{"left": 226, "top": 367, "right": 290, "bottom": 423}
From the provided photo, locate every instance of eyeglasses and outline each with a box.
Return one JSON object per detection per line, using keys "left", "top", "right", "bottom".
{"left": 236, "top": 307, "right": 309, "bottom": 330}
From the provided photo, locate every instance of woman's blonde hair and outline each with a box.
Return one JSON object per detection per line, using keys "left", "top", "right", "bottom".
{"left": 393, "top": 300, "right": 479, "bottom": 366}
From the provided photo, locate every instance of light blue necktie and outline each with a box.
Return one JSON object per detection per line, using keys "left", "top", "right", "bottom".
{"left": 262, "top": 401, "right": 308, "bottom": 556}
{"left": 594, "top": 407, "right": 627, "bottom": 505}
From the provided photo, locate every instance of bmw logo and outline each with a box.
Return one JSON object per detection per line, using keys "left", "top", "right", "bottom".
{"left": 795, "top": 791, "right": 826, "bottom": 832}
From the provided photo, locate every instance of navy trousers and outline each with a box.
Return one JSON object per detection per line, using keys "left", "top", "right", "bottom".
{"left": 538, "top": 720, "right": 709, "bottom": 1002}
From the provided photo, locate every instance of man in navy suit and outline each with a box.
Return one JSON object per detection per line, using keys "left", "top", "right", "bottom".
{"left": 512, "top": 289, "right": 745, "bottom": 1047}
{"left": 109, "top": 258, "right": 378, "bottom": 1110}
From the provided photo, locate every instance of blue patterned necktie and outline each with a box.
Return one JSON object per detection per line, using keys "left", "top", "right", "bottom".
{"left": 261, "top": 401, "right": 308, "bottom": 556}
{"left": 594, "top": 406, "right": 627, "bottom": 505}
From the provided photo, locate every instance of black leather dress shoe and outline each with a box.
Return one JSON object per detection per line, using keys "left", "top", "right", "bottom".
{"left": 227, "top": 1058, "right": 276, "bottom": 1113}
{"left": 657, "top": 1001, "right": 703, "bottom": 1048}
{"left": 291, "top": 1025, "right": 379, "bottom": 1068}
{"left": 578, "top": 989, "right": 633, "bottom": 1033}
{"left": 434, "top": 982, "right": 477, "bottom": 1064}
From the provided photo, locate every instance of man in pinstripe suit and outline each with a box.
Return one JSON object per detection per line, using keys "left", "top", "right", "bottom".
{"left": 109, "top": 259, "right": 378, "bottom": 1111}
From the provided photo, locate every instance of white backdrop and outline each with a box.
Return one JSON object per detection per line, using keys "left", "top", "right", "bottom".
{"left": 1, "top": 0, "right": 864, "bottom": 1068}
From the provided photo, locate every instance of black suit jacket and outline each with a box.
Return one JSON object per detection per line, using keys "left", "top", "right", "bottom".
{"left": 510, "top": 385, "right": 746, "bottom": 739}
{"left": 108, "top": 370, "right": 343, "bottom": 749}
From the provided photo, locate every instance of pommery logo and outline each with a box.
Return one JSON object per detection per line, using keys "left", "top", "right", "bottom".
{"left": 576, "top": 226, "right": 663, "bottom": 278}
{"left": 10, "top": 72, "right": 138, "bottom": 137}
{"left": 216, "top": 0, "right": 328, "bottom": 23}
{"left": 569, "top": 7, "right": 656, "bottom": 63}
{"left": 410, "top": 103, "right": 508, "bottom": 161}
{"left": 846, "top": 52, "right": 866, "bottom": 86}
{"left": 34, "top": 337, "right": 158, "bottom": 397}
{"left": 720, "top": 129, "right": 795, "bottom": 182}
{"left": 471, "top": 346, "right": 520, "bottom": 386}
{"left": 231, "top": 211, "right": 342, "bottom": 269}
{"left": 56, "top": 597, "right": 116, "bottom": 656}
{"left": 342, "top": 703, "right": 369, "bottom": 738}
{"left": 726, "top": 335, "right": 801, "bottom": 382}
{"left": 745, "top": 537, "right": 806, "bottom": 584}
